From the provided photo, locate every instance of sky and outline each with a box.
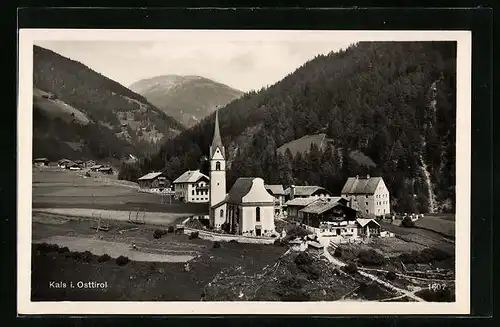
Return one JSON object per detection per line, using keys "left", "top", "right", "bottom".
{"left": 34, "top": 36, "right": 355, "bottom": 92}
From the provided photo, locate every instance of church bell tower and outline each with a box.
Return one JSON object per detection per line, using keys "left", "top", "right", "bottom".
{"left": 209, "top": 109, "right": 226, "bottom": 214}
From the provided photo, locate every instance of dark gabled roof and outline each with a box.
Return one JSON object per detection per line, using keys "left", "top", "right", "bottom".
{"left": 137, "top": 172, "right": 165, "bottom": 181}
{"left": 341, "top": 176, "right": 383, "bottom": 194}
{"left": 299, "top": 198, "right": 357, "bottom": 215}
{"left": 265, "top": 184, "right": 285, "bottom": 195}
{"left": 284, "top": 185, "right": 332, "bottom": 197}
{"left": 227, "top": 177, "right": 255, "bottom": 204}
{"left": 284, "top": 197, "right": 320, "bottom": 207}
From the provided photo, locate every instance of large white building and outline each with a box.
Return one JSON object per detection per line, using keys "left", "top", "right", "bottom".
{"left": 209, "top": 110, "right": 276, "bottom": 236}
{"left": 172, "top": 170, "right": 210, "bottom": 203}
{"left": 341, "top": 175, "right": 391, "bottom": 217}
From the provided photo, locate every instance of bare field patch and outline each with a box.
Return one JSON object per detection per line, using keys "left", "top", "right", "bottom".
{"left": 414, "top": 216, "right": 455, "bottom": 238}
{"left": 33, "top": 208, "right": 186, "bottom": 226}
{"left": 32, "top": 214, "right": 69, "bottom": 225}
{"left": 34, "top": 236, "right": 196, "bottom": 262}
{"left": 361, "top": 238, "right": 428, "bottom": 257}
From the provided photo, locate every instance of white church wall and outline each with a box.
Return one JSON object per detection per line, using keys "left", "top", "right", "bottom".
{"left": 241, "top": 178, "right": 275, "bottom": 203}
{"left": 213, "top": 203, "right": 227, "bottom": 229}
{"left": 240, "top": 205, "right": 275, "bottom": 236}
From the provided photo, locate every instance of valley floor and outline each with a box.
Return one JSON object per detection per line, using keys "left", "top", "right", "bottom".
{"left": 28, "top": 167, "right": 456, "bottom": 302}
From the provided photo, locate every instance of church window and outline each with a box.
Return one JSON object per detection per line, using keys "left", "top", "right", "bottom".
{"left": 216, "top": 161, "right": 221, "bottom": 170}
{"left": 220, "top": 209, "right": 224, "bottom": 218}
{"left": 256, "top": 207, "right": 261, "bottom": 222}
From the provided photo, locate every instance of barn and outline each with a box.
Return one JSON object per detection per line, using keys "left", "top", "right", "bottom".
{"left": 33, "top": 158, "right": 49, "bottom": 167}
{"left": 137, "top": 172, "right": 170, "bottom": 192}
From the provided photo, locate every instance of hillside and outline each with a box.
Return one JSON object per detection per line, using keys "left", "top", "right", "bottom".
{"left": 32, "top": 45, "right": 185, "bottom": 161}
{"left": 277, "top": 133, "right": 376, "bottom": 168}
{"left": 122, "top": 41, "right": 456, "bottom": 214}
{"left": 129, "top": 75, "right": 243, "bottom": 127}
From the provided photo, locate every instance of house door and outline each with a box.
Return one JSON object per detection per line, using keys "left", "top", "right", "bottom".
{"left": 255, "top": 228, "right": 262, "bottom": 236}
{"left": 336, "top": 229, "right": 341, "bottom": 236}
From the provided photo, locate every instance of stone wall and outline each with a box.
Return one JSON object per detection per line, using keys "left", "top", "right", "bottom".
{"left": 182, "top": 227, "right": 275, "bottom": 245}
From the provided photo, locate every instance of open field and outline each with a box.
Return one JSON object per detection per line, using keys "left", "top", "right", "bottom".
{"left": 379, "top": 222, "right": 455, "bottom": 255}
{"left": 31, "top": 216, "right": 288, "bottom": 301}
{"left": 30, "top": 168, "right": 456, "bottom": 302}
{"left": 32, "top": 168, "right": 208, "bottom": 214}
{"left": 413, "top": 215, "right": 455, "bottom": 238}
{"left": 33, "top": 208, "right": 188, "bottom": 226}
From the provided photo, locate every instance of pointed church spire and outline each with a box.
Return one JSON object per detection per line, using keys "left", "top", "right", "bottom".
{"left": 210, "top": 108, "right": 225, "bottom": 158}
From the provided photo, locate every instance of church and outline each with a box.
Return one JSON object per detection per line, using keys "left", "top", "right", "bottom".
{"left": 208, "top": 110, "right": 276, "bottom": 237}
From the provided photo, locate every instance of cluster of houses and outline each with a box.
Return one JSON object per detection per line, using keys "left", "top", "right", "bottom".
{"left": 33, "top": 157, "right": 114, "bottom": 174}
{"left": 135, "top": 110, "right": 393, "bottom": 245}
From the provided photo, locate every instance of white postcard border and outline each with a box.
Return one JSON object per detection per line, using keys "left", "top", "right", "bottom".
{"left": 17, "top": 29, "right": 471, "bottom": 315}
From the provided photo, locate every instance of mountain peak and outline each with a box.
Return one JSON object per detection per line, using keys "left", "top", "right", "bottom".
{"left": 130, "top": 75, "right": 243, "bottom": 128}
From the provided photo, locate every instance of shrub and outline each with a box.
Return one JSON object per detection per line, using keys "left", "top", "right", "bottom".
{"left": 284, "top": 225, "right": 311, "bottom": 241}
{"left": 81, "top": 250, "right": 93, "bottom": 263}
{"left": 274, "top": 239, "right": 286, "bottom": 246}
{"left": 148, "top": 262, "right": 158, "bottom": 272}
{"left": 279, "top": 276, "right": 307, "bottom": 290}
{"left": 334, "top": 247, "right": 343, "bottom": 258}
{"left": 294, "top": 252, "right": 313, "bottom": 266}
{"left": 153, "top": 229, "right": 166, "bottom": 239}
{"left": 277, "top": 276, "right": 310, "bottom": 301}
{"left": 189, "top": 231, "right": 200, "bottom": 239}
{"left": 213, "top": 241, "right": 221, "bottom": 248}
{"left": 357, "top": 249, "right": 387, "bottom": 266}
{"left": 66, "top": 251, "right": 85, "bottom": 261}
{"left": 398, "top": 248, "right": 452, "bottom": 264}
{"left": 98, "top": 253, "right": 111, "bottom": 262}
{"left": 167, "top": 226, "right": 174, "bottom": 233}
{"left": 37, "top": 243, "right": 60, "bottom": 253}
{"left": 343, "top": 263, "right": 358, "bottom": 274}
{"left": 401, "top": 217, "right": 415, "bottom": 228}
{"left": 116, "top": 255, "right": 130, "bottom": 266}
{"left": 422, "top": 247, "right": 452, "bottom": 261}
{"left": 298, "top": 263, "right": 322, "bottom": 280}
{"left": 58, "top": 246, "right": 70, "bottom": 254}
{"left": 386, "top": 271, "right": 397, "bottom": 281}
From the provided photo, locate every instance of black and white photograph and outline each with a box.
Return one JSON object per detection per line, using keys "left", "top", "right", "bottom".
{"left": 17, "top": 29, "right": 471, "bottom": 315}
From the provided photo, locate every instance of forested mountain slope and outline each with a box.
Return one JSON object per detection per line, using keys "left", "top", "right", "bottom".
{"left": 121, "top": 41, "right": 456, "bottom": 213}
{"left": 32, "top": 45, "right": 185, "bottom": 161}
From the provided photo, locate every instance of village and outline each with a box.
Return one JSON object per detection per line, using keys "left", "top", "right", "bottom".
{"left": 31, "top": 110, "right": 456, "bottom": 302}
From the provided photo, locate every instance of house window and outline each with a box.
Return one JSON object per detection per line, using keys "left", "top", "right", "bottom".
{"left": 220, "top": 209, "right": 224, "bottom": 218}
{"left": 192, "top": 190, "right": 194, "bottom": 195}
{"left": 366, "top": 202, "right": 368, "bottom": 205}
{"left": 216, "top": 161, "right": 221, "bottom": 170}
{"left": 256, "top": 207, "right": 261, "bottom": 222}
{"left": 366, "top": 210, "right": 368, "bottom": 213}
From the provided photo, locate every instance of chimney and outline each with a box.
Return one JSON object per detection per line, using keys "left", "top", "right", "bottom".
{"left": 366, "top": 174, "right": 370, "bottom": 179}
{"left": 355, "top": 175, "right": 359, "bottom": 179}
{"left": 290, "top": 185, "right": 295, "bottom": 199}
